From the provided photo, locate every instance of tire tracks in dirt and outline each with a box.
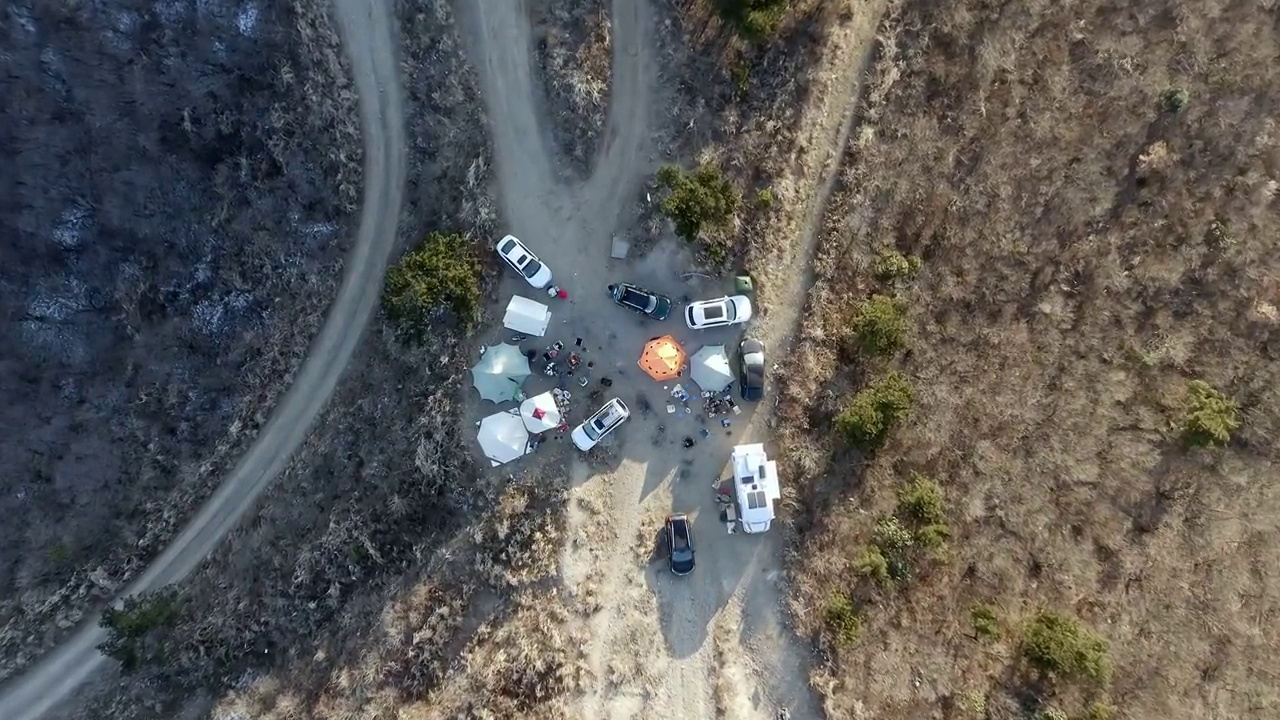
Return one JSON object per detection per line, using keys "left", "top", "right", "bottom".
{"left": 0, "top": 1, "right": 406, "bottom": 717}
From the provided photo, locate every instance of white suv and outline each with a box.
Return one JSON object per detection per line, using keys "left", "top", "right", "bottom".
{"left": 495, "top": 234, "right": 553, "bottom": 289}
{"left": 685, "top": 295, "right": 753, "bottom": 329}
{"left": 571, "top": 398, "right": 631, "bottom": 450}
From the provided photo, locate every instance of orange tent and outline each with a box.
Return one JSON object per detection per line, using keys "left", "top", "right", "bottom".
{"left": 638, "top": 336, "right": 687, "bottom": 381}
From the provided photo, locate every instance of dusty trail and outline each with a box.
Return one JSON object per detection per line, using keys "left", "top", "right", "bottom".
{"left": 0, "top": 0, "right": 407, "bottom": 717}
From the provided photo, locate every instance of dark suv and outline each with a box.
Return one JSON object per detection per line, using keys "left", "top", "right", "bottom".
{"left": 608, "top": 283, "right": 672, "bottom": 320}
{"left": 666, "top": 513, "right": 695, "bottom": 576}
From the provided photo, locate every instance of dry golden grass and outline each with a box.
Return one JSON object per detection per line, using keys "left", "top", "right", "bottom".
{"left": 779, "top": 0, "right": 1280, "bottom": 717}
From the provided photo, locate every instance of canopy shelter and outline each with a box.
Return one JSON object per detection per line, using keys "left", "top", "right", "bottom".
{"left": 690, "top": 344, "right": 734, "bottom": 393}
{"left": 503, "top": 295, "right": 551, "bottom": 337}
{"left": 471, "top": 343, "right": 531, "bottom": 403}
{"left": 638, "top": 335, "right": 686, "bottom": 381}
{"left": 476, "top": 409, "right": 531, "bottom": 466}
{"left": 519, "top": 391, "right": 562, "bottom": 433}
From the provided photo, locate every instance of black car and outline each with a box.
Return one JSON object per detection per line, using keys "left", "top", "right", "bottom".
{"left": 666, "top": 513, "right": 695, "bottom": 576}
{"left": 738, "top": 338, "right": 766, "bottom": 401}
{"left": 608, "top": 283, "right": 672, "bottom": 320}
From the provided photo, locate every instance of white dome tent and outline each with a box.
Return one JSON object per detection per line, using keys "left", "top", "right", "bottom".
{"left": 690, "top": 344, "right": 734, "bottom": 393}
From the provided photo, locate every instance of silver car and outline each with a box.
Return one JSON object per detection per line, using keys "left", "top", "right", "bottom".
{"left": 571, "top": 398, "right": 630, "bottom": 450}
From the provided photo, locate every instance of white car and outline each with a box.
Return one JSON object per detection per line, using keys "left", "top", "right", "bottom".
{"left": 571, "top": 398, "right": 631, "bottom": 450}
{"left": 495, "top": 234, "right": 553, "bottom": 289}
{"left": 685, "top": 295, "right": 753, "bottom": 329}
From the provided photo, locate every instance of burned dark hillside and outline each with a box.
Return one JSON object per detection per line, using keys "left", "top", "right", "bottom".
{"left": 0, "top": 0, "right": 360, "bottom": 675}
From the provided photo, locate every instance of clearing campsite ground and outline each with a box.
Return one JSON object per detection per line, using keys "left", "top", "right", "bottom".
{"left": 457, "top": 0, "right": 887, "bottom": 718}
{"left": 779, "top": 0, "right": 1280, "bottom": 718}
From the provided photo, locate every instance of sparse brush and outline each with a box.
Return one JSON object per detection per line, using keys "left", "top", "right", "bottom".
{"left": 1021, "top": 610, "right": 1112, "bottom": 684}
{"left": 872, "top": 249, "right": 922, "bottom": 283}
{"left": 756, "top": 187, "right": 775, "bottom": 210}
{"left": 824, "top": 592, "right": 863, "bottom": 646}
{"left": 849, "top": 294, "right": 910, "bottom": 357}
{"left": 1084, "top": 700, "right": 1116, "bottom": 720}
{"left": 957, "top": 689, "right": 988, "bottom": 715}
{"left": 1181, "top": 379, "right": 1240, "bottom": 449}
{"left": 834, "top": 371, "right": 915, "bottom": 449}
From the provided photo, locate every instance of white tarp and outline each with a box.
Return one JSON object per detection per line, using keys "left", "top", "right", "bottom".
{"left": 519, "top": 391, "right": 562, "bottom": 433}
{"left": 477, "top": 409, "right": 531, "bottom": 466}
{"left": 730, "top": 443, "right": 781, "bottom": 533}
{"left": 503, "top": 295, "right": 551, "bottom": 337}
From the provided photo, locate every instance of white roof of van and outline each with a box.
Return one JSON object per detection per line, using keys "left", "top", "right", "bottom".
{"left": 730, "top": 443, "right": 780, "bottom": 533}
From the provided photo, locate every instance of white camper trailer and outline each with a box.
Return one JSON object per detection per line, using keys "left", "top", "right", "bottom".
{"left": 730, "top": 443, "right": 781, "bottom": 533}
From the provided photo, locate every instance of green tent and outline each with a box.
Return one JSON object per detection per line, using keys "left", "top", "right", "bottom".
{"left": 471, "top": 343, "right": 531, "bottom": 403}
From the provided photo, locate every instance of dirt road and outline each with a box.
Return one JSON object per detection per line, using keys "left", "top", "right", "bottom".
{"left": 0, "top": 1, "right": 407, "bottom": 717}
{"left": 456, "top": 1, "right": 873, "bottom": 717}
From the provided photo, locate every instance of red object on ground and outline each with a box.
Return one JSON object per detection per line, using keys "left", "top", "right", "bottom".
{"left": 557, "top": 289, "right": 568, "bottom": 299}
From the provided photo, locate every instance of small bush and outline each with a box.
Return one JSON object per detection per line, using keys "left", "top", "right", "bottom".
{"left": 898, "top": 473, "right": 945, "bottom": 525}
{"left": 712, "top": 0, "right": 791, "bottom": 39}
{"left": 824, "top": 592, "right": 863, "bottom": 646}
{"left": 1036, "top": 709, "right": 1068, "bottom": 720}
{"left": 99, "top": 589, "right": 184, "bottom": 671}
{"left": 1021, "top": 610, "right": 1112, "bottom": 683}
{"left": 854, "top": 545, "right": 889, "bottom": 583}
{"left": 755, "top": 187, "right": 774, "bottom": 209}
{"left": 834, "top": 371, "right": 915, "bottom": 449}
{"left": 1161, "top": 86, "right": 1189, "bottom": 113}
{"left": 849, "top": 294, "right": 909, "bottom": 356}
{"left": 873, "top": 249, "right": 922, "bottom": 282}
{"left": 957, "top": 689, "right": 988, "bottom": 715}
{"left": 656, "top": 164, "right": 741, "bottom": 242}
{"left": 383, "top": 231, "right": 482, "bottom": 341}
{"left": 1181, "top": 380, "right": 1240, "bottom": 448}
{"left": 970, "top": 603, "right": 1000, "bottom": 640}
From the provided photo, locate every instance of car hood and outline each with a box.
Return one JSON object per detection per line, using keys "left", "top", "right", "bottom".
{"left": 570, "top": 425, "right": 593, "bottom": 450}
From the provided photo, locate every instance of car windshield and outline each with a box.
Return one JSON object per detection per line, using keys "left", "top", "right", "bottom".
{"left": 521, "top": 259, "right": 543, "bottom": 278}
{"left": 499, "top": 238, "right": 518, "bottom": 254}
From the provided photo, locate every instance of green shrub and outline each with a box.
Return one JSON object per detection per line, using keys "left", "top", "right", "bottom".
{"left": 712, "top": 0, "right": 791, "bottom": 39}
{"left": 898, "top": 473, "right": 945, "bottom": 525}
{"left": 854, "top": 545, "right": 889, "bottom": 583}
{"left": 383, "top": 231, "right": 482, "bottom": 341}
{"left": 1181, "top": 380, "right": 1240, "bottom": 448}
{"left": 824, "top": 592, "right": 863, "bottom": 646}
{"left": 656, "top": 164, "right": 740, "bottom": 242}
{"left": 1036, "top": 709, "right": 1068, "bottom": 720}
{"left": 849, "top": 294, "right": 909, "bottom": 356}
{"left": 1021, "top": 610, "right": 1112, "bottom": 683}
{"left": 99, "top": 589, "right": 184, "bottom": 671}
{"left": 970, "top": 603, "right": 1000, "bottom": 640}
{"left": 914, "top": 522, "right": 950, "bottom": 550}
{"left": 873, "top": 249, "right": 922, "bottom": 282}
{"left": 1161, "top": 86, "right": 1189, "bottom": 113}
{"left": 834, "top": 371, "right": 915, "bottom": 449}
